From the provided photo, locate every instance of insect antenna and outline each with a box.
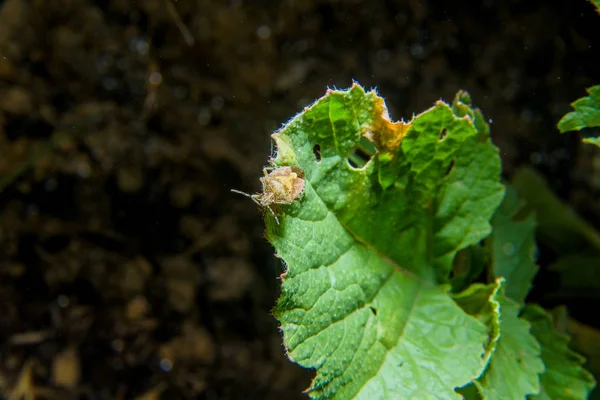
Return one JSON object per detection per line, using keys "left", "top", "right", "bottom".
{"left": 231, "top": 188, "right": 262, "bottom": 207}
{"left": 231, "top": 188, "right": 253, "bottom": 198}
{"left": 231, "top": 189, "right": 280, "bottom": 225}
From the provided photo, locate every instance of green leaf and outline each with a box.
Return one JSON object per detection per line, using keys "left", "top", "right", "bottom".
{"left": 523, "top": 305, "right": 596, "bottom": 399}
{"left": 456, "top": 280, "right": 543, "bottom": 399}
{"left": 512, "top": 167, "right": 600, "bottom": 253}
{"left": 488, "top": 186, "right": 538, "bottom": 303}
{"left": 267, "top": 84, "right": 505, "bottom": 399}
{"left": 567, "top": 317, "right": 600, "bottom": 400}
{"left": 451, "top": 90, "right": 490, "bottom": 136}
{"left": 558, "top": 85, "right": 600, "bottom": 147}
{"left": 457, "top": 384, "right": 481, "bottom": 400}
{"left": 453, "top": 279, "right": 504, "bottom": 373}
{"left": 473, "top": 296, "right": 544, "bottom": 399}
{"left": 583, "top": 136, "right": 600, "bottom": 147}
{"left": 589, "top": 0, "right": 600, "bottom": 15}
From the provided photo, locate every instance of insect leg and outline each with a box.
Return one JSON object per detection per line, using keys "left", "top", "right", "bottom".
{"left": 232, "top": 190, "right": 268, "bottom": 208}
{"left": 269, "top": 139, "right": 277, "bottom": 160}
{"left": 262, "top": 167, "right": 275, "bottom": 176}
{"left": 265, "top": 205, "right": 280, "bottom": 225}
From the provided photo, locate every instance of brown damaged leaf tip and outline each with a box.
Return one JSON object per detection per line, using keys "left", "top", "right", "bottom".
{"left": 366, "top": 96, "right": 412, "bottom": 153}
{"left": 231, "top": 166, "right": 305, "bottom": 225}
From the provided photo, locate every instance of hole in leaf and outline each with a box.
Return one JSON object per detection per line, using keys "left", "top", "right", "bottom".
{"left": 439, "top": 128, "right": 448, "bottom": 141}
{"left": 445, "top": 159, "right": 455, "bottom": 176}
{"left": 369, "top": 307, "right": 377, "bottom": 316}
{"left": 347, "top": 148, "right": 370, "bottom": 168}
{"left": 313, "top": 144, "right": 322, "bottom": 161}
{"left": 347, "top": 137, "right": 376, "bottom": 169}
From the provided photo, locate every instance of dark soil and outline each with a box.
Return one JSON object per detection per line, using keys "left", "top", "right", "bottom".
{"left": 0, "top": 0, "right": 599, "bottom": 399}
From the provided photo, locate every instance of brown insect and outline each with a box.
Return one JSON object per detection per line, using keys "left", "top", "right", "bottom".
{"left": 231, "top": 166, "right": 305, "bottom": 224}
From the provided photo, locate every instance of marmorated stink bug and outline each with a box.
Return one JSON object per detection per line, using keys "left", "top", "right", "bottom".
{"left": 231, "top": 166, "right": 305, "bottom": 224}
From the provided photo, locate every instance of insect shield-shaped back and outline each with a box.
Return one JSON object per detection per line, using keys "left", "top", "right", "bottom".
{"left": 258, "top": 166, "right": 305, "bottom": 206}
{"left": 231, "top": 166, "right": 305, "bottom": 225}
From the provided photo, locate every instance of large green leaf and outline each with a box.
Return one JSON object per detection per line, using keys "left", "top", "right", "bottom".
{"left": 266, "top": 84, "right": 504, "bottom": 399}
{"left": 488, "top": 186, "right": 538, "bottom": 303}
{"left": 558, "top": 85, "right": 600, "bottom": 147}
{"left": 523, "top": 305, "right": 596, "bottom": 399}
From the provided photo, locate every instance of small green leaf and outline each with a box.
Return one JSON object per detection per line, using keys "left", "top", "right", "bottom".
{"left": 583, "top": 136, "right": 600, "bottom": 146}
{"left": 512, "top": 167, "right": 600, "bottom": 253}
{"left": 451, "top": 90, "right": 490, "bottom": 136}
{"left": 589, "top": 0, "right": 600, "bottom": 15}
{"left": 488, "top": 186, "right": 538, "bottom": 303}
{"left": 267, "top": 84, "right": 504, "bottom": 398}
{"left": 567, "top": 317, "right": 600, "bottom": 400}
{"left": 473, "top": 296, "right": 544, "bottom": 399}
{"left": 523, "top": 305, "right": 596, "bottom": 399}
{"left": 558, "top": 85, "right": 600, "bottom": 147}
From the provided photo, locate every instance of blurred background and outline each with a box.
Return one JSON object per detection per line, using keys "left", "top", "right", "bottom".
{"left": 0, "top": 0, "right": 599, "bottom": 399}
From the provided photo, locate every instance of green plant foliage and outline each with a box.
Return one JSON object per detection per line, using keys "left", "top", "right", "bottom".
{"left": 453, "top": 280, "right": 503, "bottom": 377}
{"left": 512, "top": 167, "right": 600, "bottom": 253}
{"left": 488, "top": 187, "right": 538, "bottom": 303}
{"left": 590, "top": 0, "right": 600, "bottom": 14}
{"left": 523, "top": 306, "right": 596, "bottom": 399}
{"left": 473, "top": 297, "right": 544, "bottom": 398}
{"left": 558, "top": 85, "right": 600, "bottom": 147}
{"left": 450, "top": 244, "right": 486, "bottom": 293}
{"left": 267, "top": 84, "right": 504, "bottom": 399}
{"left": 512, "top": 167, "right": 600, "bottom": 301}
{"left": 566, "top": 315, "right": 600, "bottom": 400}
{"left": 455, "top": 280, "right": 544, "bottom": 399}
{"left": 258, "top": 84, "right": 593, "bottom": 399}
